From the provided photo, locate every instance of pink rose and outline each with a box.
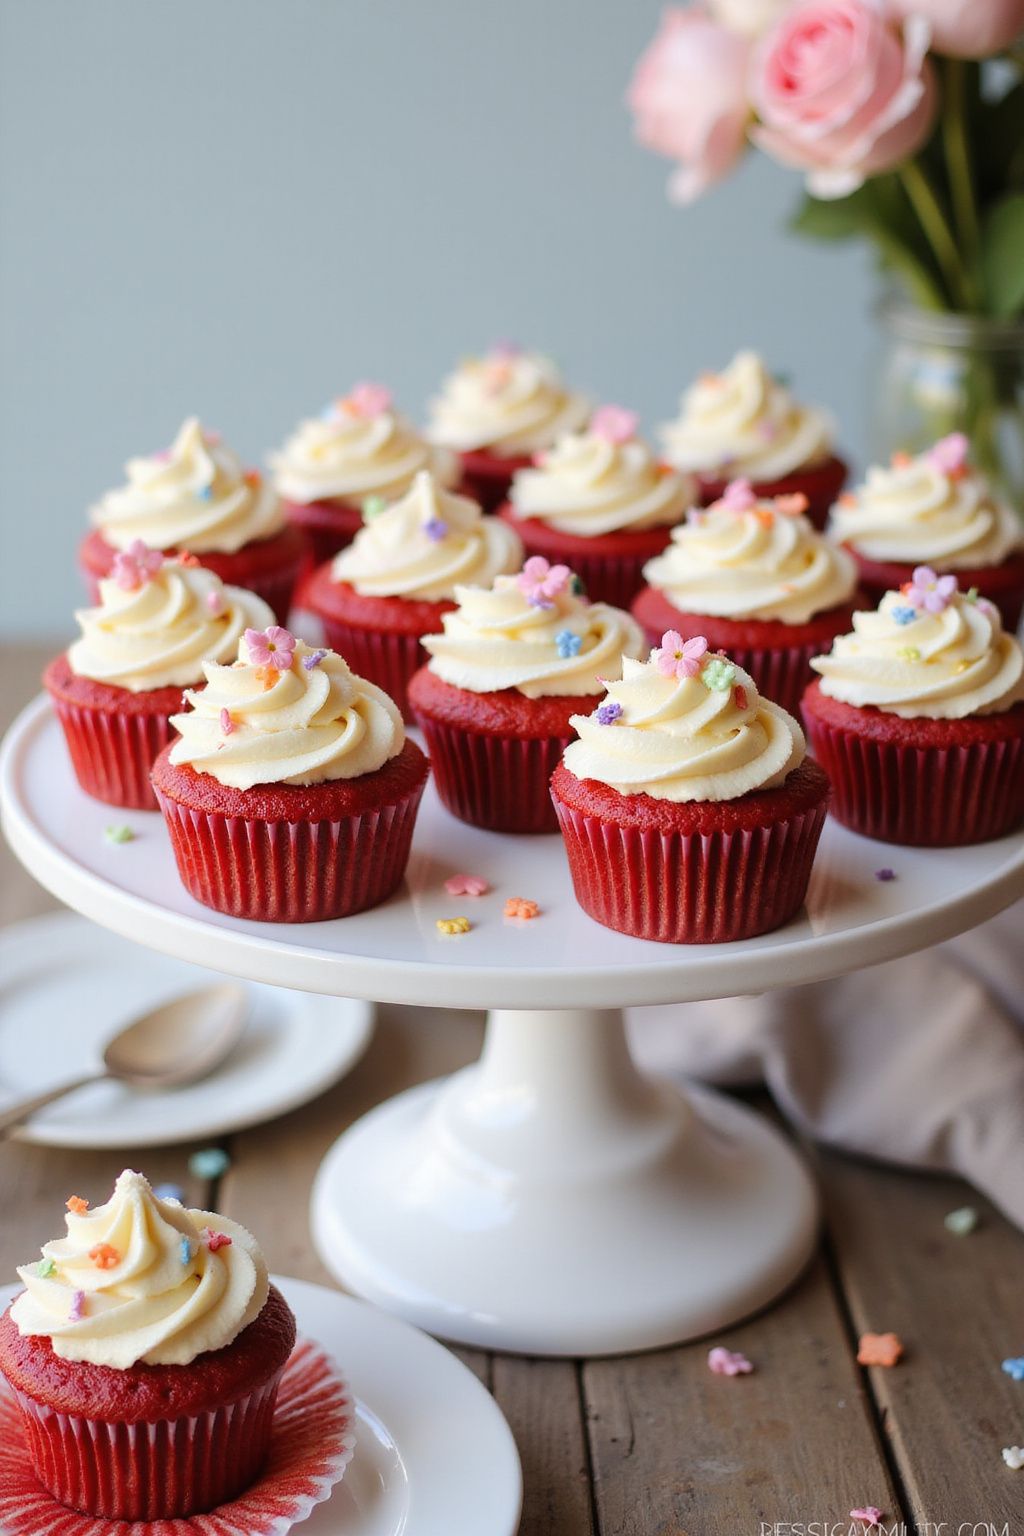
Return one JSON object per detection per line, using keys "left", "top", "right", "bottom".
{"left": 888, "top": 0, "right": 1024, "bottom": 59}
{"left": 751, "top": 1, "right": 937, "bottom": 199}
{"left": 707, "top": 0, "right": 793, "bottom": 35}
{"left": 628, "top": 8, "right": 752, "bottom": 203}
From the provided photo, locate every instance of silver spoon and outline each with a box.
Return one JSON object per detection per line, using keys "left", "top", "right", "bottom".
{"left": 0, "top": 983, "right": 248, "bottom": 1138}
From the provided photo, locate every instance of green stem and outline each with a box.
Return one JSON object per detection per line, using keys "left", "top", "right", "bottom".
{"left": 898, "top": 159, "right": 971, "bottom": 310}
{"left": 941, "top": 58, "right": 982, "bottom": 307}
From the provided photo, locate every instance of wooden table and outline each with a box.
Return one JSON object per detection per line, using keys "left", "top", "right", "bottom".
{"left": 2, "top": 644, "right": 1022, "bottom": 1535}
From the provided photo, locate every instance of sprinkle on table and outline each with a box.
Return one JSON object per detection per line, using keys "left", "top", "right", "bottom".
{"left": 444, "top": 874, "right": 489, "bottom": 897}
{"left": 66, "top": 1196, "right": 89, "bottom": 1214}
{"left": 943, "top": 1205, "right": 978, "bottom": 1235}
{"left": 707, "top": 1346, "right": 753, "bottom": 1376}
{"left": 1001, "top": 1357, "right": 1024, "bottom": 1381}
{"left": 874, "top": 868, "right": 897, "bottom": 883}
{"left": 437, "top": 916, "right": 471, "bottom": 936}
{"left": 89, "top": 1243, "right": 120, "bottom": 1270}
{"left": 189, "top": 1147, "right": 231, "bottom": 1180}
{"left": 857, "top": 1332, "right": 904, "bottom": 1367}
{"left": 1003, "top": 1446, "right": 1024, "bottom": 1470}
{"left": 104, "top": 825, "right": 136, "bottom": 845}
{"left": 504, "top": 897, "right": 540, "bottom": 921}
{"left": 850, "top": 1507, "right": 885, "bottom": 1528}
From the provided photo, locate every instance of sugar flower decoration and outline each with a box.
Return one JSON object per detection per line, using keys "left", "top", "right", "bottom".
{"left": 202, "top": 1228, "right": 233, "bottom": 1252}
{"left": 928, "top": 431, "right": 969, "bottom": 477}
{"left": 717, "top": 477, "right": 757, "bottom": 512}
{"left": 362, "top": 495, "right": 388, "bottom": 521}
{"left": 111, "top": 539, "right": 164, "bottom": 592}
{"left": 775, "top": 492, "right": 809, "bottom": 517}
{"left": 906, "top": 566, "right": 957, "bottom": 614}
{"left": 708, "top": 1347, "right": 753, "bottom": 1376}
{"left": 555, "top": 629, "right": 583, "bottom": 659}
{"left": 303, "top": 648, "right": 328, "bottom": 670}
{"left": 652, "top": 631, "right": 708, "bottom": 681}
{"left": 445, "top": 873, "right": 489, "bottom": 897}
{"left": 423, "top": 516, "right": 449, "bottom": 543}
{"left": 701, "top": 655, "right": 737, "bottom": 692}
{"left": 596, "top": 700, "right": 623, "bottom": 725}
{"left": 518, "top": 556, "right": 572, "bottom": 610}
{"left": 346, "top": 381, "right": 393, "bottom": 418}
{"left": 591, "top": 404, "right": 639, "bottom": 445}
{"left": 891, "top": 605, "right": 917, "bottom": 626}
{"left": 244, "top": 626, "right": 296, "bottom": 671}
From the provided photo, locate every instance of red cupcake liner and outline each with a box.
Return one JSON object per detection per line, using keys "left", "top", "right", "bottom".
{"left": 0, "top": 1337, "right": 355, "bottom": 1534}
{"left": 498, "top": 507, "right": 671, "bottom": 610}
{"left": 319, "top": 619, "right": 425, "bottom": 721}
{"left": 283, "top": 497, "right": 364, "bottom": 567}
{"left": 457, "top": 447, "right": 532, "bottom": 512}
{"left": 802, "top": 699, "right": 1024, "bottom": 846}
{"left": 551, "top": 787, "right": 827, "bottom": 944}
{"left": 415, "top": 711, "right": 573, "bottom": 833}
{"left": 155, "top": 779, "right": 425, "bottom": 921}
{"left": 48, "top": 696, "right": 176, "bottom": 810}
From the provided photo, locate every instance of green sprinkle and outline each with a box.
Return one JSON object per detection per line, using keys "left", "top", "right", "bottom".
{"left": 570, "top": 574, "right": 586, "bottom": 597}
{"left": 965, "top": 586, "right": 979, "bottom": 603}
{"left": 189, "top": 1147, "right": 230, "bottom": 1180}
{"left": 104, "top": 824, "right": 135, "bottom": 845}
{"left": 897, "top": 646, "right": 921, "bottom": 662}
{"left": 361, "top": 495, "right": 388, "bottom": 522}
{"left": 944, "top": 1206, "right": 978, "bottom": 1236}
{"left": 36, "top": 1257, "right": 56, "bottom": 1278}
{"left": 701, "top": 657, "right": 736, "bottom": 692}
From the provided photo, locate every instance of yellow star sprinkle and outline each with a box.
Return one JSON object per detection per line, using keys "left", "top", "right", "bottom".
{"left": 436, "top": 916, "right": 471, "bottom": 936}
{"left": 897, "top": 646, "right": 921, "bottom": 662}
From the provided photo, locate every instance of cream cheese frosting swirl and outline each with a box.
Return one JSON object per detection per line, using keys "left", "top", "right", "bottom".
{"left": 270, "top": 388, "right": 457, "bottom": 505}
{"left": 427, "top": 348, "right": 590, "bottom": 457}
{"left": 643, "top": 485, "right": 857, "bottom": 622}
{"left": 331, "top": 470, "right": 522, "bottom": 600}
{"left": 91, "top": 418, "right": 285, "bottom": 554}
{"left": 11, "top": 1169, "right": 269, "bottom": 1369}
{"left": 509, "top": 420, "right": 692, "bottom": 537}
{"left": 564, "top": 641, "right": 805, "bottom": 802}
{"left": 811, "top": 585, "right": 1024, "bottom": 720}
{"left": 660, "top": 351, "right": 833, "bottom": 480}
{"left": 68, "top": 555, "right": 274, "bottom": 692}
{"left": 423, "top": 567, "right": 644, "bottom": 698}
{"left": 827, "top": 438, "right": 1022, "bottom": 568}
{"left": 170, "top": 632, "right": 404, "bottom": 789}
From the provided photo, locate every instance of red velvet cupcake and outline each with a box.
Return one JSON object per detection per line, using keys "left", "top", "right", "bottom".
{"left": 659, "top": 351, "right": 846, "bottom": 529}
{"left": 152, "top": 627, "right": 428, "bottom": 922}
{"left": 804, "top": 579, "right": 1024, "bottom": 845}
{"left": 270, "top": 382, "right": 459, "bottom": 565}
{"left": 81, "top": 417, "right": 304, "bottom": 621}
{"left": 500, "top": 406, "right": 692, "bottom": 609}
{"left": 304, "top": 470, "right": 521, "bottom": 719}
{"left": 828, "top": 434, "right": 1024, "bottom": 630}
{"left": 632, "top": 479, "right": 860, "bottom": 716}
{"left": 0, "top": 1170, "right": 296, "bottom": 1521}
{"left": 46, "top": 547, "right": 274, "bottom": 810}
{"left": 426, "top": 345, "right": 590, "bottom": 513}
{"left": 551, "top": 635, "right": 829, "bottom": 943}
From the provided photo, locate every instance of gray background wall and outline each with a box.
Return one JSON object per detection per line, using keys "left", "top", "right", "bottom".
{"left": 0, "top": 0, "right": 874, "bottom": 639}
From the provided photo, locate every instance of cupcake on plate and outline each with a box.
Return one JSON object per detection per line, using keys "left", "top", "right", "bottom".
{"left": 633, "top": 477, "right": 860, "bottom": 716}
{"left": 152, "top": 627, "right": 428, "bottom": 921}
{"left": 81, "top": 417, "right": 305, "bottom": 621}
{"left": 0, "top": 1169, "right": 296, "bottom": 1520}
{"left": 551, "top": 636, "right": 829, "bottom": 943}
{"left": 304, "top": 469, "right": 522, "bottom": 718}
{"left": 500, "top": 405, "right": 693, "bottom": 610}
{"left": 270, "top": 382, "right": 459, "bottom": 565}
{"left": 44, "top": 544, "right": 274, "bottom": 809}
{"left": 426, "top": 344, "right": 590, "bottom": 511}
{"left": 659, "top": 350, "right": 847, "bottom": 528}
{"left": 409, "top": 558, "right": 644, "bottom": 833}
{"left": 803, "top": 577, "right": 1024, "bottom": 846}
{"left": 827, "top": 433, "right": 1024, "bottom": 630}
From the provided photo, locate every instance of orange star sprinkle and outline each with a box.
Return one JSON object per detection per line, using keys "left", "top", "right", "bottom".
{"left": 838, "top": 492, "right": 858, "bottom": 508}
{"left": 505, "top": 897, "right": 540, "bottom": 920}
{"left": 776, "top": 493, "right": 809, "bottom": 516}
{"left": 755, "top": 508, "right": 775, "bottom": 529}
{"left": 891, "top": 451, "right": 912, "bottom": 468}
{"left": 176, "top": 550, "right": 201, "bottom": 567}
{"left": 243, "top": 468, "right": 262, "bottom": 486}
{"left": 857, "top": 1331, "right": 904, "bottom": 1367}
{"left": 66, "top": 1196, "right": 89, "bottom": 1214}
{"left": 89, "top": 1243, "right": 120, "bottom": 1270}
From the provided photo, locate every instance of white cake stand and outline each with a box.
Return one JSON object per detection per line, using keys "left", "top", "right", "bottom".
{"left": 4, "top": 695, "right": 1023, "bottom": 1357}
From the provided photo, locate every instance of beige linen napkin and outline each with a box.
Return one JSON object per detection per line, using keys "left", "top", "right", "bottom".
{"left": 627, "top": 902, "right": 1024, "bottom": 1231}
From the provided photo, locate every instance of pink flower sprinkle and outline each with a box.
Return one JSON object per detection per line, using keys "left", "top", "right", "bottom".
{"left": 591, "top": 405, "right": 639, "bottom": 445}
{"left": 850, "top": 1508, "right": 885, "bottom": 1529}
{"left": 220, "top": 708, "right": 234, "bottom": 736}
{"left": 205, "top": 589, "right": 225, "bottom": 615}
{"left": 111, "top": 539, "right": 164, "bottom": 591}
{"left": 517, "top": 556, "right": 572, "bottom": 609}
{"left": 445, "top": 874, "right": 490, "bottom": 897}
{"left": 906, "top": 566, "right": 958, "bottom": 614}
{"left": 708, "top": 1346, "right": 753, "bottom": 1376}
{"left": 928, "top": 432, "right": 969, "bottom": 477}
{"left": 69, "top": 1290, "right": 85, "bottom": 1322}
{"left": 202, "top": 1228, "right": 233, "bottom": 1252}
{"left": 717, "top": 477, "right": 757, "bottom": 512}
{"left": 348, "top": 381, "right": 393, "bottom": 418}
{"left": 653, "top": 630, "right": 708, "bottom": 681}
{"left": 244, "top": 625, "right": 296, "bottom": 670}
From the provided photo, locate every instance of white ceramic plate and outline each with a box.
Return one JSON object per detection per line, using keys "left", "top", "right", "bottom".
{"left": 0, "top": 912, "right": 373, "bottom": 1148}
{"left": 0, "top": 1277, "right": 522, "bottom": 1536}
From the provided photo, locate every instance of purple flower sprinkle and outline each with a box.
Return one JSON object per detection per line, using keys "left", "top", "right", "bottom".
{"left": 875, "top": 868, "right": 897, "bottom": 882}
{"left": 303, "top": 648, "right": 328, "bottom": 670}
{"left": 424, "top": 517, "right": 448, "bottom": 543}
{"left": 597, "top": 701, "right": 623, "bottom": 725}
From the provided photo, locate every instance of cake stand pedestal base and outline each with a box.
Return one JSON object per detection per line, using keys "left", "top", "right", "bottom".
{"left": 311, "top": 1006, "right": 818, "bottom": 1357}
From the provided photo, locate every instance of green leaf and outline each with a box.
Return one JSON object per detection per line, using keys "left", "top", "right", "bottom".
{"left": 975, "top": 80, "right": 1024, "bottom": 200}
{"left": 790, "top": 180, "right": 947, "bottom": 310}
{"left": 981, "top": 193, "right": 1024, "bottom": 316}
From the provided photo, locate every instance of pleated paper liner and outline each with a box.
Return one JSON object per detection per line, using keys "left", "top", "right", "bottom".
{"left": 0, "top": 1337, "right": 356, "bottom": 1536}
{"left": 320, "top": 620, "right": 426, "bottom": 722}
{"left": 415, "top": 712, "right": 574, "bottom": 833}
{"left": 49, "top": 695, "right": 176, "bottom": 811}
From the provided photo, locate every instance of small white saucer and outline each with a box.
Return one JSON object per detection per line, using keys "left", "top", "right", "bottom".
{"left": 0, "top": 1277, "right": 523, "bottom": 1536}
{"left": 0, "top": 912, "right": 373, "bottom": 1148}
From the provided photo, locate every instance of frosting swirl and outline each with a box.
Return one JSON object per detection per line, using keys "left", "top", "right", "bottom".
{"left": 660, "top": 351, "right": 833, "bottom": 480}
{"left": 828, "top": 441, "right": 1022, "bottom": 568}
{"left": 11, "top": 1170, "right": 268, "bottom": 1369}
{"left": 331, "top": 470, "right": 521, "bottom": 600}
{"left": 509, "top": 425, "right": 691, "bottom": 537}
{"left": 423, "top": 567, "right": 644, "bottom": 698}
{"left": 564, "top": 641, "right": 805, "bottom": 802}
{"left": 170, "top": 632, "right": 404, "bottom": 789}
{"left": 427, "top": 348, "right": 589, "bottom": 456}
{"left": 68, "top": 556, "right": 274, "bottom": 692}
{"left": 811, "top": 586, "right": 1024, "bottom": 720}
{"left": 91, "top": 418, "right": 285, "bottom": 554}
{"left": 270, "top": 389, "right": 457, "bottom": 505}
{"left": 643, "top": 487, "right": 857, "bottom": 623}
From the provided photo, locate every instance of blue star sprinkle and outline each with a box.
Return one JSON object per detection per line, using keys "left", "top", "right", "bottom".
{"left": 892, "top": 606, "right": 917, "bottom": 625}
{"left": 555, "top": 629, "right": 582, "bottom": 659}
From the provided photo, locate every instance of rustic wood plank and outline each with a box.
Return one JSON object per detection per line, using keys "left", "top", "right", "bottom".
{"left": 492, "top": 1356, "right": 596, "bottom": 1536}
{"left": 821, "top": 1150, "right": 1024, "bottom": 1529}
